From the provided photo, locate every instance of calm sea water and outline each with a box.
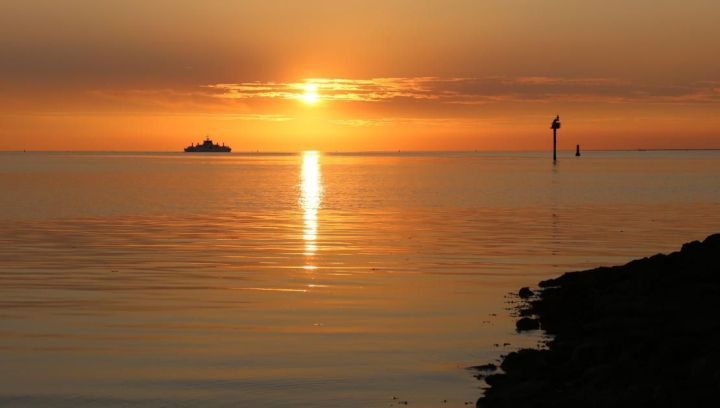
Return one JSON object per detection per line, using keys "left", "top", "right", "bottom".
{"left": 1, "top": 150, "right": 719, "bottom": 407}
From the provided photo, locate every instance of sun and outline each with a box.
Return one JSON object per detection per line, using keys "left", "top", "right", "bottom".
{"left": 301, "top": 83, "right": 320, "bottom": 105}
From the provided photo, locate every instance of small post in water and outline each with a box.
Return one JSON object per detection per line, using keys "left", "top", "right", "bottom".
{"left": 551, "top": 115, "right": 561, "bottom": 163}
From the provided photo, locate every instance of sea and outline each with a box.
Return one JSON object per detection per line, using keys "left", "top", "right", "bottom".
{"left": 1, "top": 150, "right": 719, "bottom": 407}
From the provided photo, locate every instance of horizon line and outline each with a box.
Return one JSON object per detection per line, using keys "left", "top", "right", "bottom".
{"left": 3, "top": 148, "right": 720, "bottom": 154}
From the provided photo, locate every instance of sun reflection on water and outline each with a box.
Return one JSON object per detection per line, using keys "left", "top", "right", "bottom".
{"left": 300, "top": 151, "right": 322, "bottom": 257}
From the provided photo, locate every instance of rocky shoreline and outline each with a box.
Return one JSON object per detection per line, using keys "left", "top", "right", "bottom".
{"left": 476, "top": 234, "right": 720, "bottom": 408}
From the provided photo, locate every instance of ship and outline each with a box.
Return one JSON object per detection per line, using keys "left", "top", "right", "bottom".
{"left": 184, "top": 136, "right": 231, "bottom": 153}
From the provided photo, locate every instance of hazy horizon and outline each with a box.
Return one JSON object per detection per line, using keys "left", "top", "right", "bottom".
{"left": 3, "top": 146, "right": 720, "bottom": 153}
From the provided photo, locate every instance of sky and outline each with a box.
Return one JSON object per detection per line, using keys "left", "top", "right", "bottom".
{"left": 1, "top": 0, "right": 719, "bottom": 151}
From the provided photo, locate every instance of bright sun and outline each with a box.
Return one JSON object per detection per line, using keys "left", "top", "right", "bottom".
{"left": 301, "top": 83, "right": 320, "bottom": 105}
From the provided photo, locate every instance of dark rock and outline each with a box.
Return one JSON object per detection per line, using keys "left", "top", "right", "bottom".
{"left": 518, "top": 287, "right": 534, "bottom": 299}
{"left": 681, "top": 240, "right": 702, "bottom": 254}
{"left": 501, "top": 349, "right": 547, "bottom": 373}
{"left": 483, "top": 374, "right": 507, "bottom": 387}
{"left": 515, "top": 317, "right": 540, "bottom": 331}
{"left": 476, "top": 233, "right": 720, "bottom": 408}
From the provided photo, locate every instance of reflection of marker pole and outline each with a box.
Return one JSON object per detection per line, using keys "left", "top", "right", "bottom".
{"left": 550, "top": 115, "right": 561, "bottom": 163}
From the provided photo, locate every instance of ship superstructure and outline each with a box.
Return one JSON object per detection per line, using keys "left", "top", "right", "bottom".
{"left": 184, "top": 137, "right": 231, "bottom": 153}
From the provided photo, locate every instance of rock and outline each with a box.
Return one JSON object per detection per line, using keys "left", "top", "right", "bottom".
{"left": 570, "top": 341, "right": 607, "bottom": 368}
{"left": 518, "top": 287, "right": 534, "bottom": 299}
{"left": 483, "top": 374, "right": 507, "bottom": 387}
{"left": 476, "top": 234, "right": 720, "bottom": 407}
{"left": 500, "top": 349, "right": 546, "bottom": 373}
{"left": 681, "top": 240, "right": 702, "bottom": 254}
{"left": 515, "top": 317, "right": 540, "bottom": 331}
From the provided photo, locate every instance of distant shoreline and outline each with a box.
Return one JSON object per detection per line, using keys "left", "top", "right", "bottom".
{"left": 475, "top": 234, "right": 720, "bottom": 407}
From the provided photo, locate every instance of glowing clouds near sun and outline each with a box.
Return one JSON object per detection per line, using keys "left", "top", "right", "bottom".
{"left": 301, "top": 83, "right": 320, "bottom": 105}
{"left": 204, "top": 76, "right": 720, "bottom": 106}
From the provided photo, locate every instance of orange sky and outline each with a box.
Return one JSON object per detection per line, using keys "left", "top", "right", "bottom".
{"left": 1, "top": 0, "right": 719, "bottom": 151}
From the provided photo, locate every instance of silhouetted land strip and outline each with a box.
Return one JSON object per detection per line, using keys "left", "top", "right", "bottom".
{"left": 476, "top": 234, "right": 720, "bottom": 408}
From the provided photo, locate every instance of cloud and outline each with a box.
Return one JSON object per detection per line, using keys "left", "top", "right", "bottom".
{"left": 205, "top": 77, "right": 441, "bottom": 102}
{"left": 331, "top": 118, "right": 391, "bottom": 127}
{"left": 205, "top": 76, "right": 720, "bottom": 105}
{"left": 48, "top": 76, "right": 717, "bottom": 120}
{"left": 331, "top": 117, "right": 480, "bottom": 128}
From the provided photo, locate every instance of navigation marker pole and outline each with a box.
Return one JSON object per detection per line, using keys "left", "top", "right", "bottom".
{"left": 551, "top": 115, "right": 561, "bottom": 163}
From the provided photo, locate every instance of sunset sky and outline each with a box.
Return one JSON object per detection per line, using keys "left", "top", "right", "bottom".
{"left": 1, "top": 0, "right": 719, "bottom": 151}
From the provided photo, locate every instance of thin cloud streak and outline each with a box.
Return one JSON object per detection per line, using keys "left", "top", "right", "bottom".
{"left": 205, "top": 76, "right": 720, "bottom": 105}
{"left": 10, "top": 76, "right": 716, "bottom": 121}
{"left": 205, "top": 77, "right": 440, "bottom": 102}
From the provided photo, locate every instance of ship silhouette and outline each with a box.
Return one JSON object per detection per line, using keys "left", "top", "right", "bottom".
{"left": 184, "top": 136, "right": 231, "bottom": 153}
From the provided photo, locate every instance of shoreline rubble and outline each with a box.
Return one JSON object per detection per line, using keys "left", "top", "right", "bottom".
{"left": 476, "top": 234, "right": 720, "bottom": 408}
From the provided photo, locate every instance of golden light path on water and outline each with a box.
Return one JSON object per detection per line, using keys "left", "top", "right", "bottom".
{"left": 300, "top": 151, "right": 322, "bottom": 260}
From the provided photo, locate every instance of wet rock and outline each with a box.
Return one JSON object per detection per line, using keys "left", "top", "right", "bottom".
{"left": 500, "top": 349, "right": 547, "bottom": 374}
{"left": 515, "top": 317, "right": 540, "bottom": 331}
{"left": 483, "top": 374, "right": 507, "bottom": 387}
{"left": 569, "top": 341, "right": 608, "bottom": 368}
{"left": 518, "top": 287, "right": 534, "bottom": 299}
{"left": 681, "top": 240, "right": 702, "bottom": 254}
{"left": 475, "top": 233, "right": 720, "bottom": 408}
